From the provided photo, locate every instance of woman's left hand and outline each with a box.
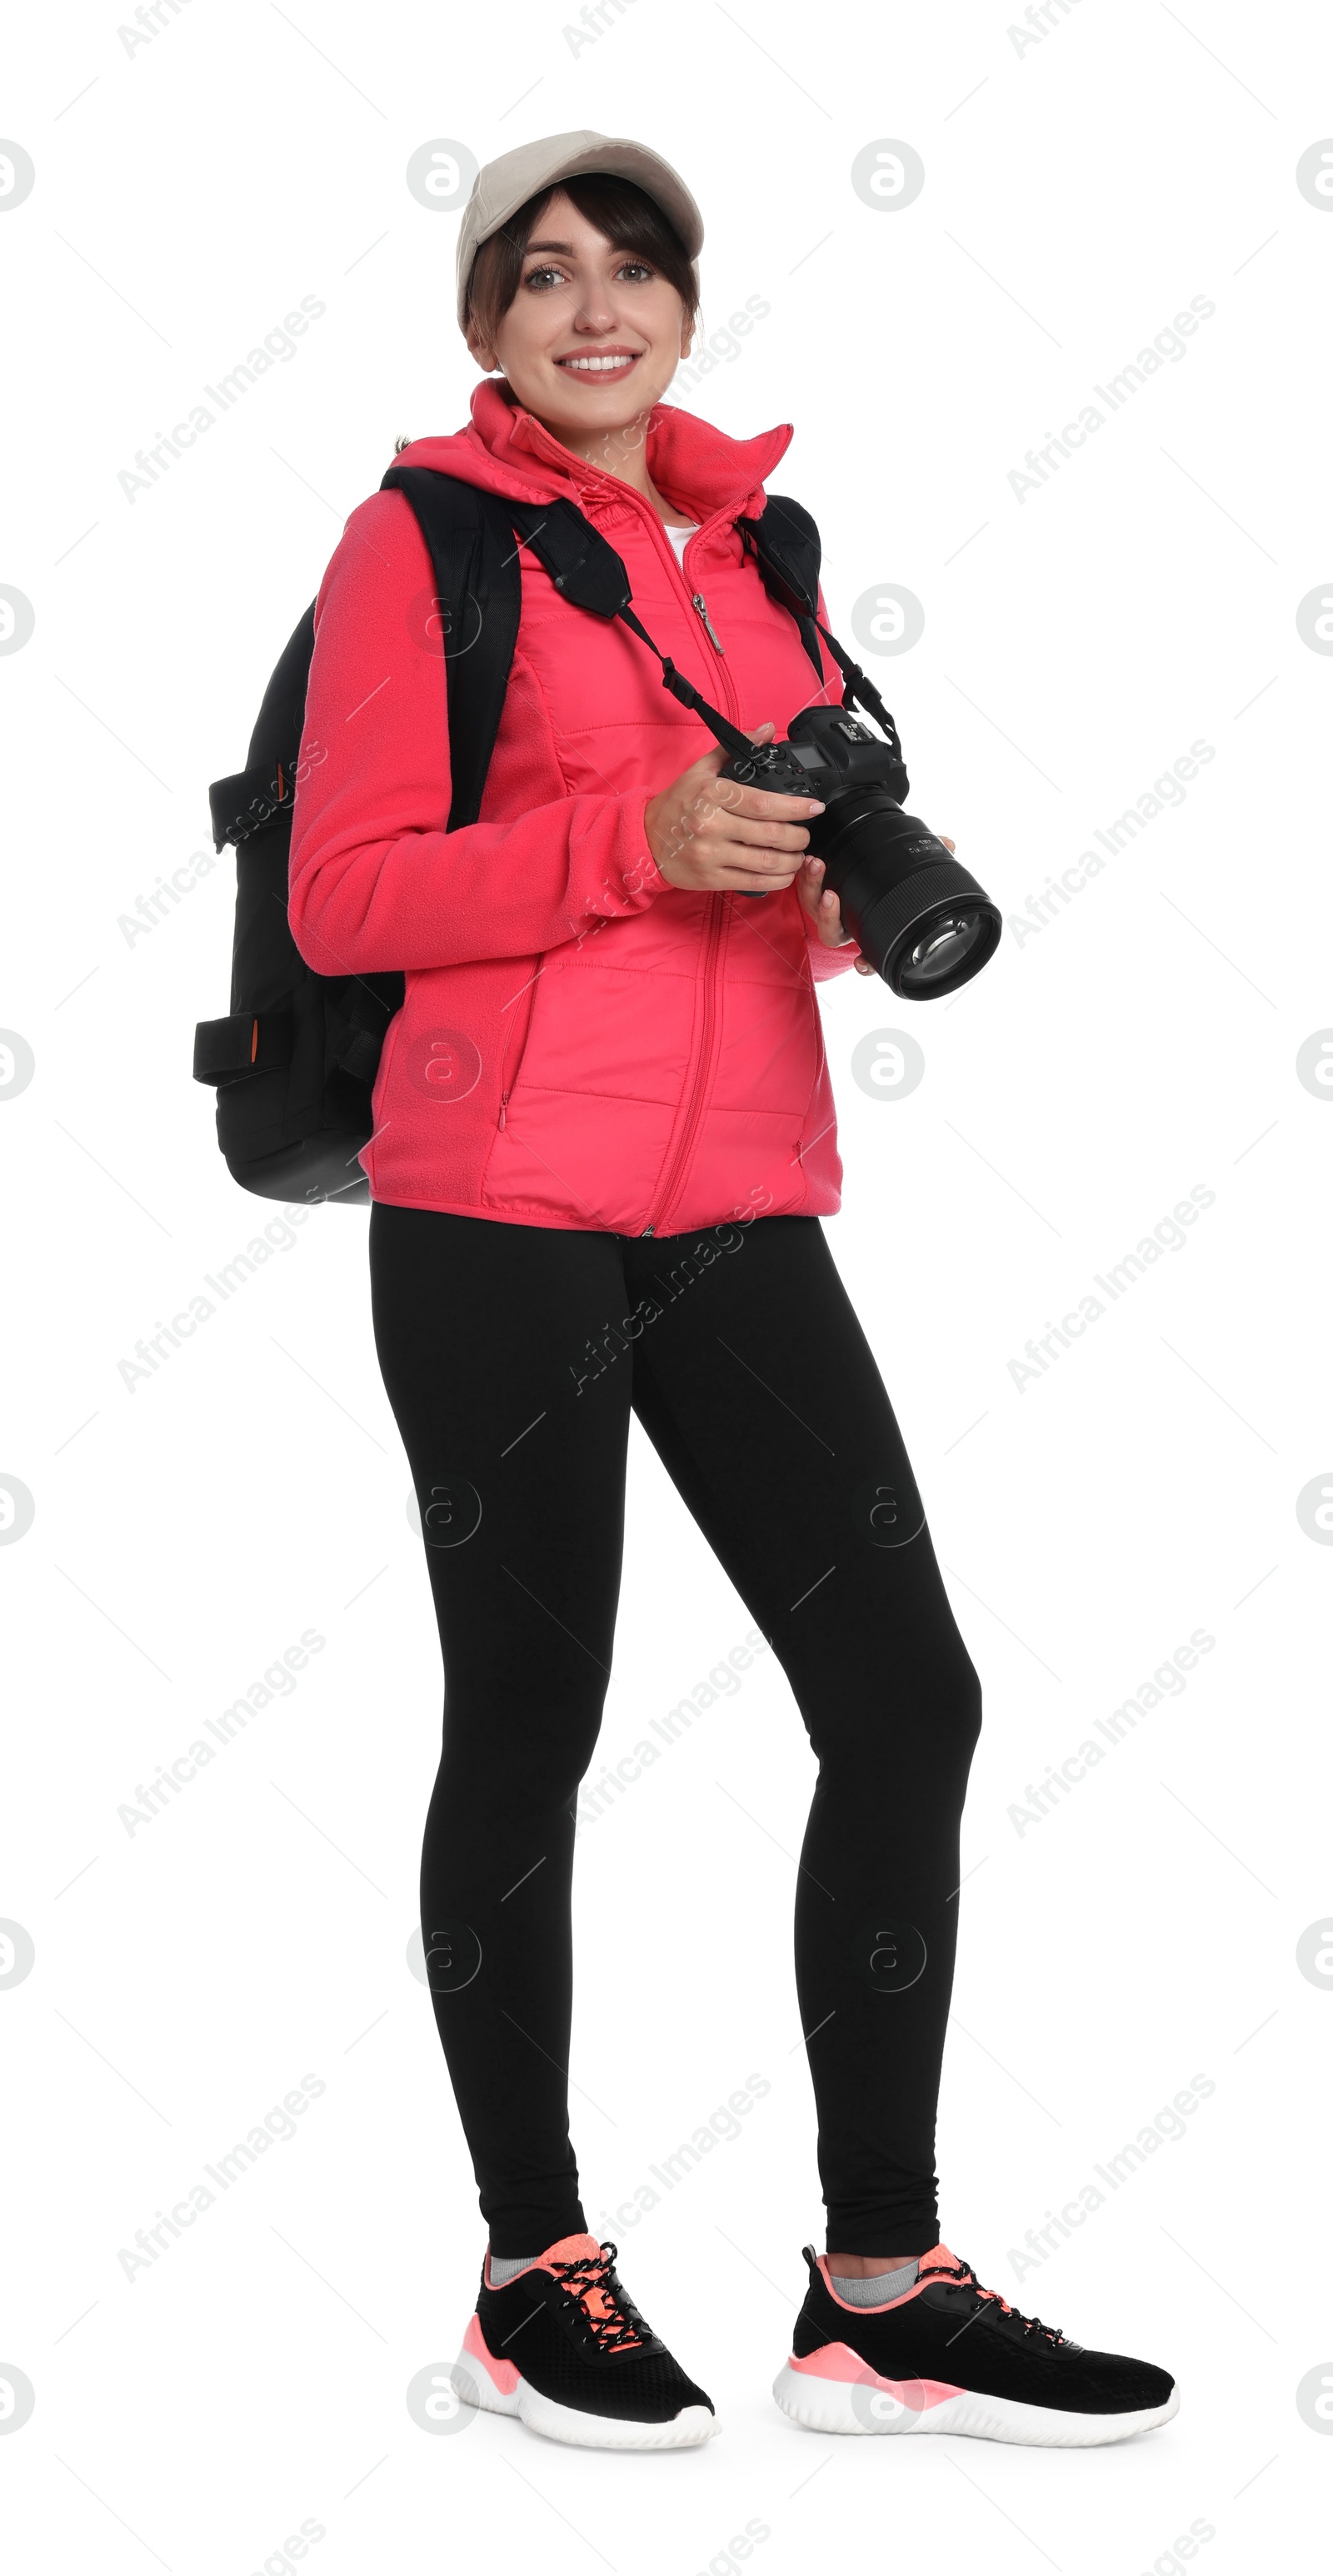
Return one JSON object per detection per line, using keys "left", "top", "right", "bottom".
{"left": 797, "top": 844, "right": 956, "bottom": 974}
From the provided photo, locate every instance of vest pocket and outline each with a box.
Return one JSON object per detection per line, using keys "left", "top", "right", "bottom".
{"left": 495, "top": 959, "right": 542, "bottom": 1129}
{"left": 479, "top": 953, "right": 694, "bottom": 1228}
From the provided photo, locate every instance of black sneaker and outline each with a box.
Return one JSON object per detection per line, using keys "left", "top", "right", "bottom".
{"left": 773, "top": 2241, "right": 1178, "bottom": 2447}
{"left": 452, "top": 2232, "right": 716, "bottom": 2449}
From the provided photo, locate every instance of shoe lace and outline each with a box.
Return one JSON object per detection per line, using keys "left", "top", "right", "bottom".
{"left": 918, "top": 2253, "right": 1069, "bottom": 2347}
{"left": 550, "top": 2240, "right": 647, "bottom": 2354}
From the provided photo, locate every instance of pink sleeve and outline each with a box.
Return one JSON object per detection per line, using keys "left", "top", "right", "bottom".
{"left": 801, "top": 580, "right": 863, "bottom": 980}
{"left": 287, "top": 490, "right": 671, "bottom": 977}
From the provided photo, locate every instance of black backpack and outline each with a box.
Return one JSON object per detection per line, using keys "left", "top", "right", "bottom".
{"left": 192, "top": 466, "right": 869, "bottom": 1206}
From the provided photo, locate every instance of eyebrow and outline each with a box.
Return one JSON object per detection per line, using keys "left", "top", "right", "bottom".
{"left": 522, "top": 238, "right": 637, "bottom": 258}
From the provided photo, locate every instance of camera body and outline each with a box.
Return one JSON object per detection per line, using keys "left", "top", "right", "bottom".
{"left": 719, "top": 706, "right": 1001, "bottom": 999}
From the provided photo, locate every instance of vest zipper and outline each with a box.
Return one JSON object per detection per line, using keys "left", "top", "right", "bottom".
{"left": 636, "top": 508, "right": 747, "bottom": 1233}
{"left": 642, "top": 894, "right": 725, "bottom": 1233}
{"left": 650, "top": 505, "right": 745, "bottom": 715}
{"left": 692, "top": 593, "right": 724, "bottom": 653}
{"left": 497, "top": 963, "right": 542, "bottom": 1128}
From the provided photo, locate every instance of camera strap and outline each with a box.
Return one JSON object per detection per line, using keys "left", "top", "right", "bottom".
{"left": 809, "top": 623, "right": 904, "bottom": 766}
{"left": 616, "top": 605, "right": 758, "bottom": 762}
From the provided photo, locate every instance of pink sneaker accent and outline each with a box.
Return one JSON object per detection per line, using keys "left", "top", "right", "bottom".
{"left": 462, "top": 2312, "right": 519, "bottom": 2393}
{"left": 482, "top": 2231, "right": 602, "bottom": 2292}
{"left": 790, "top": 2342, "right": 962, "bottom": 2410}
{"left": 534, "top": 2232, "right": 604, "bottom": 2272}
{"left": 529, "top": 2235, "right": 647, "bottom": 2348}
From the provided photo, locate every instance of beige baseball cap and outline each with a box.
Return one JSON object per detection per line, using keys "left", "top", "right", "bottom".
{"left": 455, "top": 129, "right": 704, "bottom": 330}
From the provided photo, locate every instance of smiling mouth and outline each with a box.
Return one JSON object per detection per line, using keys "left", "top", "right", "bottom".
{"left": 554, "top": 350, "right": 643, "bottom": 376}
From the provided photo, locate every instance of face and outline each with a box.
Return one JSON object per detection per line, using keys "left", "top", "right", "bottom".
{"left": 466, "top": 189, "right": 694, "bottom": 452}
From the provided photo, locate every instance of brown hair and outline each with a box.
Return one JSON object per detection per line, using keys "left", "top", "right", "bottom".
{"left": 462, "top": 172, "right": 698, "bottom": 351}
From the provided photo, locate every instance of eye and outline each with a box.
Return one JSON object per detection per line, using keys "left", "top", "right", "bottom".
{"left": 617, "top": 259, "right": 654, "bottom": 282}
{"left": 522, "top": 264, "right": 566, "bottom": 291}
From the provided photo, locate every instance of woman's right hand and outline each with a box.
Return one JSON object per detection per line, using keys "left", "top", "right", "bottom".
{"left": 644, "top": 722, "right": 825, "bottom": 894}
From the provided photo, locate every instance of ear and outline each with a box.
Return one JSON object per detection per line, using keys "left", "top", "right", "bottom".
{"left": 680, "top": 316, "right": 695, "bottom": 365}
{"left": 464, "top": 322, "right": 500, "bottom": 375}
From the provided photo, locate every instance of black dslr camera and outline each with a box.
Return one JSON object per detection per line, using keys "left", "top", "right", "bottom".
{"left": 720, "top": 706, "right": 1001, "bottom": 999}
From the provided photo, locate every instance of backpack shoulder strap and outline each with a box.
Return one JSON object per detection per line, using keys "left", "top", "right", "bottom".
{"left": 736, "top": 493, "right": 824, "bottom": 681}
{"left": 740, "top": 490, "right": 904, "bottom": 756}
{"left": 506, "top": 493, "right": 632, "bottom": 617}
{"left": 379, "top": 465, "right": 522, "bottom": 830}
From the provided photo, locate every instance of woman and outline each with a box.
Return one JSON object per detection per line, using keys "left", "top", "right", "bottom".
{"left": 289, "top": 131, "right": 1176, "bottom": 2451}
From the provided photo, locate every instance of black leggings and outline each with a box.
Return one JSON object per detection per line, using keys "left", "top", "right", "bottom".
{"left": 369, "top": 1205, "right": 981, "bottom": 2256}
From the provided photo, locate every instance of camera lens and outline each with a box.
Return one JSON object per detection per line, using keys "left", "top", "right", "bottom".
{"left": 719, "top": 725, "right": 1003, "bottom": 997}
{"left": 816, "top": 804, "right": 1002, "bottom": 998}
{"left": 898, "top": 909, "right": 985, "bottom": 993}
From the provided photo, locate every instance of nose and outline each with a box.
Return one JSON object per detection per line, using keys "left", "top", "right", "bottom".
{"left": 572, "top": 291, "right": 619, "bottom": 335}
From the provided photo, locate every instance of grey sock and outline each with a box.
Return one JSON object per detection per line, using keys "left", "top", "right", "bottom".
{"left": 489, "top": 2252, "right": 540, "bottom": 2285}
{"left": 830, "top": 2257, "right": 919, "bottom": 2305}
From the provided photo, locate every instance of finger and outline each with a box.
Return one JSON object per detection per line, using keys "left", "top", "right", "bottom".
{"left": 795, "top": 853, "right": 824, "bottom": 919}
{"left": 712, "top": 815, "right": 817, "bottom": 855}
{"left": 941, "top": 836, "right": 956, "bottom": 853}
{"left": 728, "top": 782, "right": 825, "bottom": 825}
{"left": 815, "top": 886, "right": 847, "bottom": 946}
{"left": 717, "top": 865, "right": 801, "bottom": 894}
{"left": 701, "top": 763, "right": 824, "bottom": 823}
{"left": 855, "top": 957, "right": 876, "bottom": 975}
{"left": 797, "top": 857, "right": 834, "bottom": 930}
{"left": 716, "top": 848, "right": 802, "bottom": 884}
{"left": 793, "top": 857, "right": 852, "bottom": 938}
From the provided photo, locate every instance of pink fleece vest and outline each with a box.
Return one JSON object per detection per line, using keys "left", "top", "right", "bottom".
{"left": 288, "top": 381, "right": 860, "bottom": 1233}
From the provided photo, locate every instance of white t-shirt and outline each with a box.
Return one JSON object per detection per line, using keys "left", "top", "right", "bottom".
{"left": 664, "top": 521, "right": 697, "bottom": 562}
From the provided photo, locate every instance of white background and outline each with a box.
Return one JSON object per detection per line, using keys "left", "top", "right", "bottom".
{"left": 2, "top": 2, "right": 1331, "bottom": 2569}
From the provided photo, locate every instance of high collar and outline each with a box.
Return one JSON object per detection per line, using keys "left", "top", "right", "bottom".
{"left": 392, "top": 377, "right": 794, "bottom": 529}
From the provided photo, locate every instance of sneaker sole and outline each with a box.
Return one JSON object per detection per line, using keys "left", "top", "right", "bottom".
{"left": 452, "top": 2341, "right": 717, "bottom": 2451}
{"left": 772, "top": 2354, "right": 1179, "bottom": 2448}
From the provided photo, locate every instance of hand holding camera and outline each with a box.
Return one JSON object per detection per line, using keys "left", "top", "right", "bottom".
{"left": 718, "top": 708, "right": 1000, "bottom": 998}
{"left": 644, "top": 724, "right": 824, "bottom": 898}
{"left": 646, "top": 711, "right": 998, "bottom": 997}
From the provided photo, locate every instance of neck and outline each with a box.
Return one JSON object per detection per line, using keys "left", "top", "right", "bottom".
{"left": 528, "top": 403, "right": 680, "bottom": 517}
